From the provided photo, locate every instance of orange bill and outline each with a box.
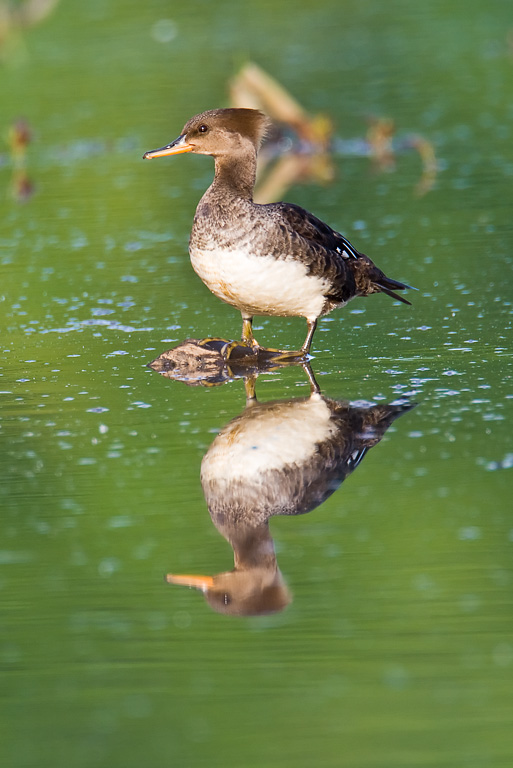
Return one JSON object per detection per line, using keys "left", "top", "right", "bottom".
{"left": 166, "top": 573, "right": 215, "bottom": 591}
{"left": 143, "top": 134, "right": 193, "bottom": 159}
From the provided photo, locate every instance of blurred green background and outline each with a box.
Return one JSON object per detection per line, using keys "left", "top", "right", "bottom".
{"left": 1, "top": 1, "right": 512, "bottom": 766}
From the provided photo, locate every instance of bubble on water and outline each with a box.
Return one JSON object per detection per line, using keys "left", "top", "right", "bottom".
{"left": 412, "top": 573, "right": 437, "bottom": 594}
{"left": 122, "top": 694, "right": 152, "bottom": 719}
{"left": 382, "top": 664, "right": 409, "bottom": 690}
{"left": 458, "top": 526, "right": 481, "bottom": 541}
{"left": 124, "top": 241, "right": 142, "bottom": 251}
{"left": 151, "top": 18, "right": 178, "bottom": 43}
{"left": 492, "top": 643, "right": 513, "bottom": 667}
{"left": 1, "top": 644, "right": 22, "bottom": 664}
{"left": 107, "top": 516, "right": 133, "bottom": 529}
{"left": 146, "top": 611, "right": 168, "bottom": 631}
{"left": 459, "top": 593, "right": 481, "bottom": 612}
{"left": 173, "top": 611, "right": 192, "bottom": 629}
{"left": 0, "top": 550, "right": 33, "bottom": 564}
{"left": 98, "top": 557, "right": 120, "bottom": 577}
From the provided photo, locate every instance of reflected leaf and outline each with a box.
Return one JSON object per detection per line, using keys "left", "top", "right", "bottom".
{"left": 230, "top": 61, "right": 438, "bottom": 201}
{"left": 0, "top": 0, "right": 60, "bottom": 64}
{"left": 230, "top": 62, "right": 334, "bottom": 203}
{"left": 4, "top": 119, "right": 34, "bottom": 201}
{"left": 10, "top": 168, "right": 34, "bottom": 202}
{"left": 366, "top": 116, "right": 396, "bottom": 172}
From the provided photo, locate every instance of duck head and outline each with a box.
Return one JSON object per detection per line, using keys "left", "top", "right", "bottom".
{"left": 143, "top": 107, "right": 270, "bottom": 160}
{"left": 167, "top": 568, "right": 291, "bottom": 617}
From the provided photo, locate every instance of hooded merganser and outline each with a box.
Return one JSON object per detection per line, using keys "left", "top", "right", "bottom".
{"left": 167, "top": 372, "right": 415, "bottom": 615}
{"left": 144, "top": 108, "right": 415, "bottom": 356}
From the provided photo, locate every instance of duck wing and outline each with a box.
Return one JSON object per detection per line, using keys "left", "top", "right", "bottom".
{"left": 268, "top": 202, "right": 414, "bottom": 305}
{"left": 264, "top": 202, "right": 358, "bottom": 303}
{"left": 269, "top": 202, "right": 360, "bottom": 258}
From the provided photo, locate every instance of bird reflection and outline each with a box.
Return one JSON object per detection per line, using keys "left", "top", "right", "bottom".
{"left": 167, "top": 366, "right": 414, "bottom": 616}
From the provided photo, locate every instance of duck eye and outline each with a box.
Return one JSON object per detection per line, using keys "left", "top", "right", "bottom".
{"left": 198, "top": 124, "right": 208, "bottom": 134}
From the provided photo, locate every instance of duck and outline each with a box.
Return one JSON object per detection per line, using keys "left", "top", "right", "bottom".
{"left": 144, "top": 108, "right": 415, "bottom": 357}
{"left": 167, "top": 370, "right": 415, "bottom": 616}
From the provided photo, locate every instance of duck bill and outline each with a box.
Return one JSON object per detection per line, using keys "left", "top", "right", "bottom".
{"left": 166, "top": 573, "right": 215, "bottom": 592}
{"left": 143, "top": 134, "right": 193, "bottom": 159}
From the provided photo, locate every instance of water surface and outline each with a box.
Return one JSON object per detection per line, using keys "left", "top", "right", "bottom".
{"left": 1, "top": 1, "right": 512, "bottom": 766}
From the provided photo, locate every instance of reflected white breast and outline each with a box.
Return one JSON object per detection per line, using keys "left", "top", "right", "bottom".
{"left": 201, "top": 395, "right": 333, "bottom": 483}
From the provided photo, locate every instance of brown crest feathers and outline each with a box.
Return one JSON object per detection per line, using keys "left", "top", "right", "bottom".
{"left": 183, "top": 108, "right": 271, "bottom": 149}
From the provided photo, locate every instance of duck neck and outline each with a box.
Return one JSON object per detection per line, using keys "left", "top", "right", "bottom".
{"left": 231, "top": 522, "right": 277, "bottom": 571}
{"left": 214, "top": 517, "right": 277, "bottom": 571}
{"left": 211, "top": 152, "right": 257, "bottom": 201}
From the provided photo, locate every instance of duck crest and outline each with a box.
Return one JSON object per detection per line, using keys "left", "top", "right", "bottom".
{"left": 185, "top": 108, "right": 270, "bottom": 150}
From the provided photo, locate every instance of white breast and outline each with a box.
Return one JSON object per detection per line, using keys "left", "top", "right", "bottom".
{"left": 201, "top": 395, "right": 334, "bottom": 483}
{"left": 189, "top": 246, "right": 330, "bottom": 320}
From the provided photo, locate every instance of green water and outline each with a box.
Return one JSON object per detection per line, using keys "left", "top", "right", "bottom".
{"left": 1, "top": 1, "right": 512, "bottom": 766}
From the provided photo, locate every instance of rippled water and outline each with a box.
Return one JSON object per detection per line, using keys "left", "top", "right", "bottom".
{"left": 1, "top": 1, "right": 513, "bottom": 766}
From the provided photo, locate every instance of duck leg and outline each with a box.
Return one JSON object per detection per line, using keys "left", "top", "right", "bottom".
{"left": 240, "top": 315, "right": 317, "bottom": 362}
{"left": 244, "top": 374, "right": 258, "bottom": 403}
{"left": 300, "top": 318, "right": 317, "bottom": 356}
{"left": 269, "top": 318, "right": 317, "bottom": 361}
{"left": 241, "top": 314, "right": 259, "bottom": 348}
{"left": 303, "top": 361, "right": 321, "bottom": 395}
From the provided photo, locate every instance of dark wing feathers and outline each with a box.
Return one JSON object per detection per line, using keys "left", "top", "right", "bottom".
{"left": 264, "top": 202, "right": 358, "bottom": 303}
{"left": 262, "top": 201, "right": 414, "bottom": 306}
{"left": 270, "top": 202, "right": 360, "bottom": 259}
